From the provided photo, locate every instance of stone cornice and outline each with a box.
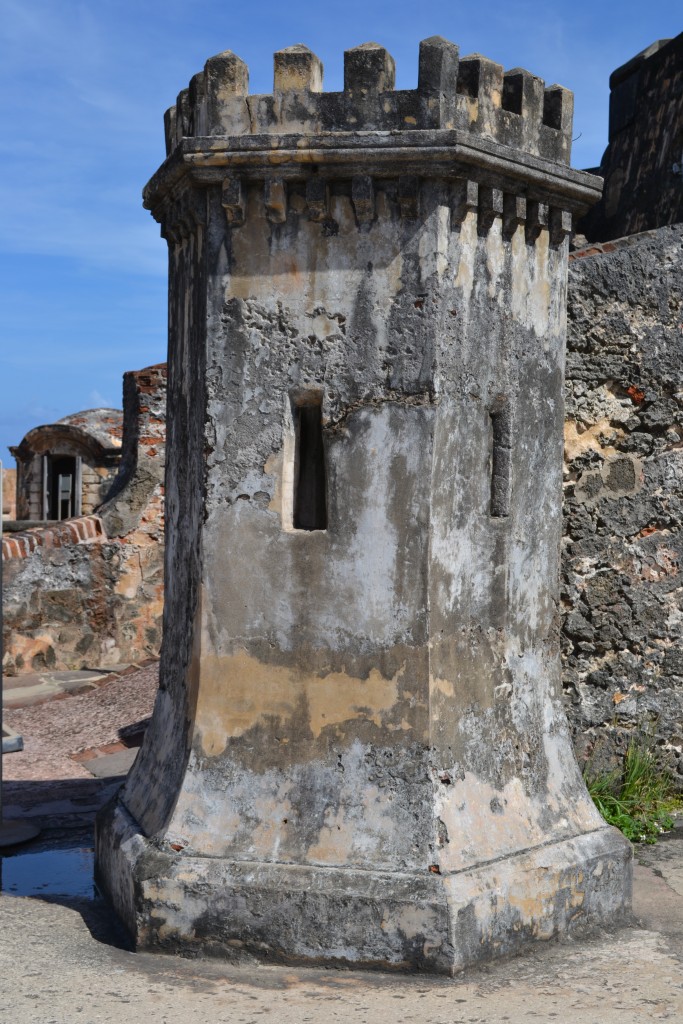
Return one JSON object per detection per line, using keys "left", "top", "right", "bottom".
{"left": 144, "top": 130, "right": 602, "bottom": 219}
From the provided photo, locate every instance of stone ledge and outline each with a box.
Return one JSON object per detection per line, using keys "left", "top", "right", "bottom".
{"left": 569, "top": 223, "right": 681, "bottom": 261}
{"left": 144, "top": 129, "right": 602, "bottom": 220}
{"left": 1, "top": 515, "right": 104, "bottom": 561}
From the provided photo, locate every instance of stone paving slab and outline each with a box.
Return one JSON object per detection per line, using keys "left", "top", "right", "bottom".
{"left": 2, "top": 669, "right": 115, "bottom": 709}
{"left": 2, "top": 721, "right": 23, "bottom": 753}
{"left": 81, "top": 747, "right": 138, "bottom": 779}
{"left": 1, "top": 663, "right": 158, "bottom": 781}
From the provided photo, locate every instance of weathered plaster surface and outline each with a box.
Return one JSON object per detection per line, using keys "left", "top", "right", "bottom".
{"left": 97, "top": 37, "right": 631, "bottom": 973}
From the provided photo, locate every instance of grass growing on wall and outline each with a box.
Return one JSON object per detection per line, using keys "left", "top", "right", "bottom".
{"left": 585, "top": 740, "right": 682, "bottom": 844}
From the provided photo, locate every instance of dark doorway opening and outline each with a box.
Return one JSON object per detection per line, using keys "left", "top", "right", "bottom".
{"left": 46, "top": 456, "right": 78, "bottom": 520}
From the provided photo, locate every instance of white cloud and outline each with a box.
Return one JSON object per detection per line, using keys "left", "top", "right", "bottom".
{"left": 88, "top": 390, "right": 117, "bottom": 409}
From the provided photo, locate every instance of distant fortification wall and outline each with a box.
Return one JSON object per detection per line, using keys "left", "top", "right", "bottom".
{"left": 2, "top": 365, "right": 166, "bottom": 675}
{"left": 579, "top": 33, "right": 683, "bottom": 241}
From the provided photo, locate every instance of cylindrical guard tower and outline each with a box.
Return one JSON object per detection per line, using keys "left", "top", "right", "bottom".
{"left": 96, "top": 37, "right": 631, "bottom": 973}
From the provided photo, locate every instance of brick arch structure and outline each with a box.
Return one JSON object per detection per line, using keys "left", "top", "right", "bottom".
{"left": 10, "top": 408, "right": 122, "bottom": 521}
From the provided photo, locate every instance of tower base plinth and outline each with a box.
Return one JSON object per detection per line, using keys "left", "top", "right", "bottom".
{"left": 96, "top": 801, "right": 631, "bottom": 974}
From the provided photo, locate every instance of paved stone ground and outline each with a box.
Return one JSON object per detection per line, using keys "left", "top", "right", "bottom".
{"left": 2, "top": 662, "right": 158, "bottom": 781}
{"left": 0, "top": 851, "right": 682, "bottom": 1024}
{"left": 3, "top": 669, "right": 119, "bottom": 710}
{"left": 1, "top": 666, "right": 683, "bottom": 1022}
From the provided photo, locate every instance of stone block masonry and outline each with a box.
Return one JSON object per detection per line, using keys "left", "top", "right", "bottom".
{"left": 96, "top": 38, "right": 631, "bottom": 974}
{"left": 579, "top": 33, "right": 683, "bottom": 242}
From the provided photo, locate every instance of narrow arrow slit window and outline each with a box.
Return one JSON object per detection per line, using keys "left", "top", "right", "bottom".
{"left": 490, "top": 401, "right": 512, "bottom": 518}
{"left": 293, "top": 395, "right": 327, "bottom": 531}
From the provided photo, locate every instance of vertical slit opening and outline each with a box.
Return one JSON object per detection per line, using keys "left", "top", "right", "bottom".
{"left": 293, "top": 395, "right": 327, "bottom": 531}
{"left": 490, "top": 401, "right": 512, "bottom": 519}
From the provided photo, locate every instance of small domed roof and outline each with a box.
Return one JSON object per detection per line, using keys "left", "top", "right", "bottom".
{"left": 10, "top": 407, "right": 123, "bottom": 462}
{"left": 56, "top": 408, "right": 123, "bottom": 450}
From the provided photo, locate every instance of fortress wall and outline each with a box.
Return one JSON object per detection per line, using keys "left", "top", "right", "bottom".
{"left": 2, "top": 366, "right": 166, "bottom": 675}
{"left": 563, "top": 224, "right": 683, "bottom": 782}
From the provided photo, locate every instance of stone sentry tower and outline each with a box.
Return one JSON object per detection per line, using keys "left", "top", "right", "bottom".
{"left": 96, "top": 37, "right": 631, "bottom": 972}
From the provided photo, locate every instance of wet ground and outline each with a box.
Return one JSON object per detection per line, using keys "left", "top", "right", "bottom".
{"left": 0, "top": 828, "right": 96, "bottom": 900}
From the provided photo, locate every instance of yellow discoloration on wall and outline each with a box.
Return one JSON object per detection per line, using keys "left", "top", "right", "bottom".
{"left": 431, "top": 676, "right": 455, "bottom": 698}
{"left": 389, "top": 718, "right": 413, "bottom": 732}
{"left": 485, "top": 221, "right": 505, "bottom": 300}
{"left": 508, "top": 890, "right": 549, "bottom": 922}
{"left": 445, "top": 853, "right": 596, "bottom": 952}
{"left": 510, "top": 225, "right": 551, "bottom": 337}
{"left": 275, "top": 66, "right": 320, "bottom": 94}
{"left": 193, "top": 649, "right": 406, "bottom": 757}
{"left": 564, "top": 418, "right": 623, "bottom": 461}
{"left": 505, "top": 876, "right": 585, "bottom": 926}
{"left": 569, "top": 885, "right": 585, "bottom": 908}
{"left": 436, "top": 772, "right": 566, "bottom": 873}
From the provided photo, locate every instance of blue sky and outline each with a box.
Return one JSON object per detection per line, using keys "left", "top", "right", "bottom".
{"left": 1, "top": 0, "right": 681, "bottom": 461}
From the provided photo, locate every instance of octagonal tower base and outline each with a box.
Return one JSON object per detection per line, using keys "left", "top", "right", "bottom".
{"left": 97, "top": 36, "right": 631, "bottom": 972}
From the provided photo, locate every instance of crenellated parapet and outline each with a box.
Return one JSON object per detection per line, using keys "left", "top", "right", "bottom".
{"left": 145, "top": 38, "right": 601, "bottom": 237}
{"left": 164, "top": 40, "right": 572, "bottom": 161}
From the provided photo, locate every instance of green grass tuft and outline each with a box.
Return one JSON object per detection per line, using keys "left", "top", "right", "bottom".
{"left": 584, "top": 740, "right": 682, "bottom": 844}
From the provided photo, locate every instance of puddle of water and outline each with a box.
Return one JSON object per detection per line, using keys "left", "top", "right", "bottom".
{"left": 0, "top": 842, "right": 96, "bottom": 899}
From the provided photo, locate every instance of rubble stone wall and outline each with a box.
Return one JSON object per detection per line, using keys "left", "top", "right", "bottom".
{"left": 1, "top": 365, "right": 166, "bottom": 675}
{"left": 562, "top": 224, "right": 683, "bottom": 781}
